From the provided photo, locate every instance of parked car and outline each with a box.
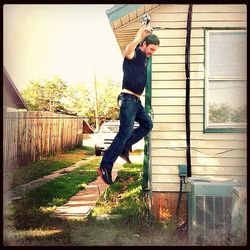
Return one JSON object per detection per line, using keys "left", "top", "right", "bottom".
{"left": 93, "top": 120, "right": 144, "bottom": 156}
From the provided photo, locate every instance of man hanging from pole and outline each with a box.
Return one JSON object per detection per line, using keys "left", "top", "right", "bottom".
{"left": 97, "top": 14, "right": 160, "bottom": 185}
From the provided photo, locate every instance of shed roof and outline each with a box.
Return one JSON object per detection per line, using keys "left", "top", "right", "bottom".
{"left": 3, "top": 67, "right": 29, "bottom": 110}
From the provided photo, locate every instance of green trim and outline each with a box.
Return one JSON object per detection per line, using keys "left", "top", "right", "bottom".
{"left": 145, "top": 58, "right": 152, "bottom": 114}
{"left": 106, "top": 4, "right": 144, "bottom": 22}
{"left": 204, "top": 128, "right": 246, "bottom": 133}
{"left": 143, "top": 57, "right": 152, "bottom": 192}
{"left": 203, "top": 28, "right": 207, "bottom": 133}
{"left": 205, "top": 27, "right": 246, "bottom": 31}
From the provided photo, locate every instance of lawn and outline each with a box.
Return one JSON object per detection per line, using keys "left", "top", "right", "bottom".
{"left": 3, "top": 147, "right": 187, "bottom": 246}
{"left": 9, "top": 146, "right": 94, "bottom": 189}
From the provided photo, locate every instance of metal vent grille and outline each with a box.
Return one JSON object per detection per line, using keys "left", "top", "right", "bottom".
{"left": 194, "top": 195, "right": 232, "bottom": 244}
{"left": 187, "top": 177, "right": 242, "bottom": 245}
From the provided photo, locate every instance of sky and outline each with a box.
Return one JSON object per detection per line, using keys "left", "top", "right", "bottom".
{"left": 3, "top": 4, "right": 124, "bottom": 91}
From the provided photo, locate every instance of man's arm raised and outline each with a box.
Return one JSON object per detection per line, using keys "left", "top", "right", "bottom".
{"left": 123, "top": 24, "right": 153, "bottom": 60}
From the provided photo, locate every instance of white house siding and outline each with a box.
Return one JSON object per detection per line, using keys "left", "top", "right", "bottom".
{"left": 149, "top": 4, "right": 247, "bottom": 192}
{"left": 119, "top": 4, "right": 247, "bottom": 193}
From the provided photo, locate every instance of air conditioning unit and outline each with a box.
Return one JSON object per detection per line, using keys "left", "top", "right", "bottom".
{"left": 231, "top": 187, "right": 247, "bottom": 245}
{"left": 187, "top": 177, "right": 243, "bottom": 246}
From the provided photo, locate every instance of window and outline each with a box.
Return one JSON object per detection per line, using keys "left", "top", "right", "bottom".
{"left": 205, "top": 30, "right": 246, "bottom": 132}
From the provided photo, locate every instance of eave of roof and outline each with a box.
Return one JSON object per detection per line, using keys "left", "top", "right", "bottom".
{"left": 106, "top": 4, "right": 144, "bottom": 22}
{"left": 105, "top": 4, "right": 161, "bottom": 53}
{"left": 3, "top": 66, "right": 29, "bottom": 110}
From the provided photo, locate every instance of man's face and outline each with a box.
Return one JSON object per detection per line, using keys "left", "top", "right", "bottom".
{"left": 141, "top": 42, "right": 158, "bottom": 57}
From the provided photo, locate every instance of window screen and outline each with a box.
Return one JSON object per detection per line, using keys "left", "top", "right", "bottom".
{"left": 205, "top": 30, "right": 246, "bottom": 130}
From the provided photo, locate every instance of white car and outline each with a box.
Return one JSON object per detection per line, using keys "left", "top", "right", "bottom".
{"left": 93, "top": 120, "right": 144, "bottom": 156}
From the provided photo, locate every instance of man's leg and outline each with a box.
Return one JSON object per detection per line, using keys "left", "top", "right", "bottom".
{"left": 100, "top": 95, "right": 138, "bottom": 171}
{"left": 121, "top": 102, "right": 153, "bottom": 156}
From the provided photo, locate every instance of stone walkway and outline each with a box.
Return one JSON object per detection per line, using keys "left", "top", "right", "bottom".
{"left": 4, "top": 153, "right": 143, "bottom": 220}
{"left": 4, "top": 155, "right": 97, "bottom": 203}
{"left": 52, "top": 164, "right": 122, "bottom": 220}
{"left": 52, "top": 154, "right": 143, "bottom": 220}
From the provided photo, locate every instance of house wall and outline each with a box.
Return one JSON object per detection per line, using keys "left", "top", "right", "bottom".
{"left": 151, "top": 4, "right": 247, "bottom": 191}
{"left": 124, "top": 4, "right": 247, "bottom": 219}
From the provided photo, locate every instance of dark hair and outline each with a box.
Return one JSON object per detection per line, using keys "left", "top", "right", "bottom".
{"left": 142, "top": 34, "right": 160, "bottom": 46}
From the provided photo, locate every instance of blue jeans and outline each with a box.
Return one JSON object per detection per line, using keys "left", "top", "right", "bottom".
{"left": 100, "top": 93, "right": 153, "bottom": 170}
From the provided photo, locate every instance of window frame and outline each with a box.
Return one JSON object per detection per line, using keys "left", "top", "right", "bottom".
{"left": 204, "top": 28, "right": 247, "bottom": 133}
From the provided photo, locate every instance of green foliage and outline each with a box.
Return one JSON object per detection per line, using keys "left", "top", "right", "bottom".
{"left": 209, "top": 103, "right": 246, "bottom": 124}
{"left": 11, "top": 146, "right": 94, "bottom": 188}
{"left": 61, "top": 84, "right": 92, "bottom": 116}
{"left": 231, "top": 106, "right": 247, "bottom": 123}
{"left": 9, "top": 160, "right": 99, "bottom": 229}
{"left": 92, "top": 163, "right": 153, "bottom": 230}
{"left": 97, "top": 78, "right": 120, "bottom": 119}
{"left": 5, "top": 153, "right": 185, "bottom": 246}
{"left": 80, "top": 78, "right": 120, "bottom": 128}
{"left": 21, "top": 76, "right": 67, "bottom": 112}
{"left": 21, "top": 76, "right": 121, "bottom": 127}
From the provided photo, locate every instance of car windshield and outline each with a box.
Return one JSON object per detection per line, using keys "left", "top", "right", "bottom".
{"left": 100, "top": 124, "right": 119, "bottom": 133}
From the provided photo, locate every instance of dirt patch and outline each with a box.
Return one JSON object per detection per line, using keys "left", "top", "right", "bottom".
{"left": 68, "top": 219, "right": 188, "bottom": 246}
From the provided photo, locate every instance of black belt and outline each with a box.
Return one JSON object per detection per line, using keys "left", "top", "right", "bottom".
{"left": 120, "top": 92, "right": 140, "bottom": 102}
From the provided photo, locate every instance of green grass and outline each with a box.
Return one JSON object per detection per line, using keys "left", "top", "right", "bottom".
{"left": 75, "top": 163, "right": 184, "bottom": 246}
{"left": 9, "top": 146, "right": 94, "bottom": 189}
{"left": 92, "top": 163, "right": 145, "bottom": 219}
{"left": 4, "top": 149, "right": 187, "bottom": 246}
{"left": 8, "top": 159, "right": 100, "bottom": 230}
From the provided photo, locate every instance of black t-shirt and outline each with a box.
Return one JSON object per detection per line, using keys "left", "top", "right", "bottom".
{"left": 122, "top": 46, "right": 149, "bottom": 95}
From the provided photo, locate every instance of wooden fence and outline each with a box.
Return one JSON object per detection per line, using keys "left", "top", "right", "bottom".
{"left": 3, "top": 111, "right": 83, "bottom": 172}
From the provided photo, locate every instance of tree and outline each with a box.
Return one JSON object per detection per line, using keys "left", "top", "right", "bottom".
{"left": 21, "top": 76, "right": 68, "bottom": 112}
{"left": 21, "top": 76, "right": 121, "bottom": 129}
{"left": 95, "top": 78, "right": 120, "bottom": 123}
{"left": 21, "top": 80, "right": 45, "bottom": 110}
{"left": 209, "top": 103, "right": 246, "bottom": 124}
{"left": 231, "top": 106, "right": 247, "bottom": 123}
{"left": 209, "top": 103, "right": 233, "bottom": 123}
{"left": 61, "top": 84, "right": 92, "bottom": 116}
{"left": 82, "top": 78, "right": 121, "bottom": 129}
{"left": 43, "top": 77, "right": 68, "bottom": 112}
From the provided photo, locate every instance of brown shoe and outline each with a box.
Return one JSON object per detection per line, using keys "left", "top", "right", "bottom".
{"left": 120, "top": 153, "right": 132, "bottom": 164}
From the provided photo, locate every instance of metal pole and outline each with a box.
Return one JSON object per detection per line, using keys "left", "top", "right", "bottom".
{"left": 143, "top": 57, "right": 152, "bottom": 192}
{"left": 93, "top": 62, "right": 99, "bottom": 131}
{"left": 185, "top": 4, "right": 193, "bottom": 177}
